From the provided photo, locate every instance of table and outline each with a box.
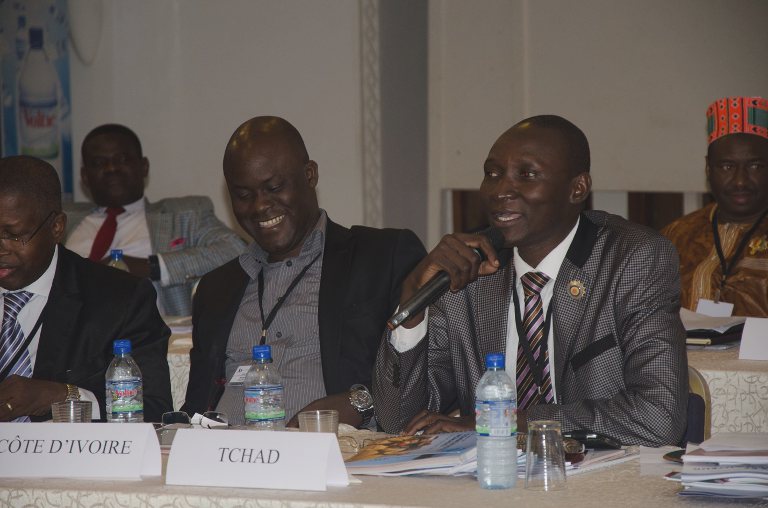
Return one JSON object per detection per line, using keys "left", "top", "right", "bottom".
{"left": 2, "top": 456, "right": 767, "bottom": 507}
{"left": 688, "top": 348, "right": 768, "bottom": 434}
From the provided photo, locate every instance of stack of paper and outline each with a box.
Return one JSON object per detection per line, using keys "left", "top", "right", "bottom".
{"left": 680, "top": 433, "right": 768, "bottom": 499}
{"left": 565, "top": 446, "right": 639, "bottom": 476}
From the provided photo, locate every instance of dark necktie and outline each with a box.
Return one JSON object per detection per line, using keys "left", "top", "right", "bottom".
{"left": 88, "top": 207, "right": 125, "bottom": 261}
{"left": 516, "top": 272, "right": 554, "bottom": 410}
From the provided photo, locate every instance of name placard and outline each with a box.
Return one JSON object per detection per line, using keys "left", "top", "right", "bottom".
{"left": 165, "top": 429, "right": 349, "bottom": 491}
{"left": 739, "top": 317, "right": 768, "bottom": 361}
{"left": 0, "top": 423, "right": 160, "bottom": 479}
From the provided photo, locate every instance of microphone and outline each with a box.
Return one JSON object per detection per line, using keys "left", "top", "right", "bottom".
{"left": 387, "top": 227, "right": 505, "bottom": 330}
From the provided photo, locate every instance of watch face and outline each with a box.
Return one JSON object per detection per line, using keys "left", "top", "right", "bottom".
{"left": 350, "top": 389, "right": 374, "bottom": 411}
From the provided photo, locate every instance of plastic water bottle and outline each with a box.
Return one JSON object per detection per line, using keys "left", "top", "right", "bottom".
{"left": 17, "top": 26, "right": 59, "bottom": 160}
{"left": 106, "top": 339, "right": 144, "bottom": 423}
{"left": 244, "top": 345, "right": 285, "bottom": 430}
{"left": 107, "top": 249, "right": 130, "bottom": 272}
{"left": 475, "top": 352, "right": 517, "bottom": 489}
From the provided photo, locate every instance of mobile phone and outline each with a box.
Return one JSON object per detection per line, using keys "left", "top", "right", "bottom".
{"left": 562, "top": 431, "right": 622, "bottom": 449}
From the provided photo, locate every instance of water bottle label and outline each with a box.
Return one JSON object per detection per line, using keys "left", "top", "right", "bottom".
{"left": 475, "top": 400, "right": 516, "bottom": 436}
{"left": 107, "top": 380, "right": 144, "bottom": 414}
{"left": 244, "top": 385, "right": 285, "bottom": 423}
{"left": 19, "top": 98, "right": 59, "bottom": 159}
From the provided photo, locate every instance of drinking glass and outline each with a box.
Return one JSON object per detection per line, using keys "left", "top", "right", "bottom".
{"left": 298, "top": 409, "right": 339, "bottom": 434}
{"left": 525, "top": 420, "right": 567, "bottom": 491}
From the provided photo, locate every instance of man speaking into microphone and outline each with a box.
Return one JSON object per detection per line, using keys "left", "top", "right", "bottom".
{"left": 373, "top": 115, "right": 688, "bottom": 447}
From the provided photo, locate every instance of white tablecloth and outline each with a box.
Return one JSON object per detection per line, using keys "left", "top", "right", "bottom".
{"left": 4, "top": 456, "right": 766, "bottom": 507}
{"left": 688, "top": 347, "right": 768, "bottom": 434}
{"left": 167, "top": 335, "right": 191, "bottom": 411}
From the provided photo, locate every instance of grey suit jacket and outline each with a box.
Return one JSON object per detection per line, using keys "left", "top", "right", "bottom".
{"left": 373, "top": 210, "right": 688, "bottom": 446}
{"left": 64, "top": 196, "right": 245, "bottom": 316}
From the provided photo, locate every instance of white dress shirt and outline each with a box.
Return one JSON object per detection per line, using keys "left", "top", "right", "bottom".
{"left": 1, "top": 246, "right": 100, "bottom": 418}
{"left": 391, "top": 218, "right": 581, "bottom": 403}
{"left": 65, "top": 197, "right": 171, "bottom": 286}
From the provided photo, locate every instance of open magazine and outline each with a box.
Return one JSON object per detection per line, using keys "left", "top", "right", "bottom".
{"left": 344, "top": 431, "right": 637, "bottom": 477}
{"left": 345, "top": 432, "right": 479, "bottom": 476}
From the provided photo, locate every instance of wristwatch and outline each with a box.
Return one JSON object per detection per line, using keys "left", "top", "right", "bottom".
{"left": 148, "top": 255, "right": 161, "bottom": 281}
{"left": 349, "top": 384, "right": 374, "bottom": 428}
{"left": 65, "top": 383, "right": 80, "bottom": 401}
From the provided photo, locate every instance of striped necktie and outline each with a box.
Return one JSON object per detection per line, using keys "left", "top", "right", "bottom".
{"left": 1, "top": 291, "right": 34, "bottom": 379}
{"left": 1, "top": 291, "right": 34, "bottom": 422}
{"left": 516, "top": 272, "right": 554, "bottom": 410}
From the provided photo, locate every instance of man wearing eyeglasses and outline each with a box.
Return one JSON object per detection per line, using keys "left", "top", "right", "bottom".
{"left": 0, "top": 155, "right": 173, "bottom": 422}
{"left": 64, "top": 124, "right": 245, "bottom": 316}
{"left": 662, "top": 97, "right": 768, "bottom": 317}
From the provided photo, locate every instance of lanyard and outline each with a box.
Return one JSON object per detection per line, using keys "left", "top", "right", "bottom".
{"left": 256, "top": 251, "right": 322, "bottom": 345}
{"left": 511, "top": 284, "right": 554, "bottom": 395}
{"left": 711, "top": 206, "right": 768, "bottom": 302}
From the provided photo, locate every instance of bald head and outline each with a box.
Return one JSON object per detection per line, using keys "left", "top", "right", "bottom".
{"left": 224, "top": 116, "right": 309, "bottom": 173}
{"left": 0, "top": 156, "right": 62, "bottom": 215}
{"left": 509, "top": 115, "right": 590, "bottom": 177}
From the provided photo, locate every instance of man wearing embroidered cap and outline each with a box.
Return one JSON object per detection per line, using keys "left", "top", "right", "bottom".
{"left": 663, "top": 96, "right": 768, "bottom": 317}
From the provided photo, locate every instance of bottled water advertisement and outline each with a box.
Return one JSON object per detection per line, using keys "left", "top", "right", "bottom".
{"left": 0, "top": 0, "right": 73, "bottom": 200}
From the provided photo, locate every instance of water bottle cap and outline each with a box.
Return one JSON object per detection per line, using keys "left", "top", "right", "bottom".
{"left": 110, "top": 249, "right": 124, "bottom": 259}
{"left": 18, "top": 16, "right": 26, "bottom": 28}
{"left": 113, "top": 339, "right": 132, "bottom": 354}
{"left": 485, "top": 352, "right": 505, "bottom": 369}
{"left": 29, "top": 27, "right": 43, "bottom": 49}
{"left": 252, "top": 345, "right": 272, "bottom": 361}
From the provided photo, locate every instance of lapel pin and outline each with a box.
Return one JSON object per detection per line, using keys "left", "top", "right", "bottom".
{"left": 568, "top": 280, "right": 586, "bottom": 300}
{"left": 748, "top": 235, "right": 767, "bottom": 256}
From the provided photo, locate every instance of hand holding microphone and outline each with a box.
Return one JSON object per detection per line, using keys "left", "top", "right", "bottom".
{"left": 388, "top": 228, "right": 505, "bottom": 330}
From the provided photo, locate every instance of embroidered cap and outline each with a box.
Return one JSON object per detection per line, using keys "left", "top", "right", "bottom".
{"left": 706, "top": 96, "right": 768, "bottom": 145}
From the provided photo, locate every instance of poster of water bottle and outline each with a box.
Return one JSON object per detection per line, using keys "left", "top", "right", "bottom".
{"left": 0, "top": 0, "right": 72, "bottom": 200}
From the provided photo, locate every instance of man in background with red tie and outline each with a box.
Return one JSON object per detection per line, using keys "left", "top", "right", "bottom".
{"left": 65, "top": 124, "right": 245, "bottom": 316}
{"left": 373, "top": 115, "right": 688, "bottom": 446}
{"left": 0, "top": 156, "right": 172, "bottom": 422}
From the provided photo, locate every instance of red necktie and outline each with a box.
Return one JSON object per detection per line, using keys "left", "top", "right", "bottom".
{"left": 88, "top": 207, "right": 125, "bottom": 261}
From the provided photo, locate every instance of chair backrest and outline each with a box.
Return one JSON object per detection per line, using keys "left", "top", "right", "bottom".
{"left": 685, "top": 366, "right": 712, "bottom": 444}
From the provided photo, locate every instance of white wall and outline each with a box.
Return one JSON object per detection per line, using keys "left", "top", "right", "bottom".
{"left": 68, "top": 1, "right": 768, "bottom": 246}
{"left": 429, "top": 0, "right": 768, "bottom": 245}
{"left": 69, "top": 0, "right": 364, "bottom": 232}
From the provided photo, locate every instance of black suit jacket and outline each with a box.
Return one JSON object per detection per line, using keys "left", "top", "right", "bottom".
{"left": 32, "top": 247, "right": 173, "bottom": 422}
{"left": 182, "top": 219, "right": 426, "bottom": 414}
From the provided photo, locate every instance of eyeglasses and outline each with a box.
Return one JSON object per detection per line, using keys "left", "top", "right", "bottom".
{"left": 337, "top": 435, "right": 379, "bottom": 455}
{"left": 160, "top": 410, "right": 229, "bottom": 429}
{"left": 0, "top": 211, "right": 56, "bottom": 248}
{"left": 161, "top": 411, "right": 192, "bottom": 427}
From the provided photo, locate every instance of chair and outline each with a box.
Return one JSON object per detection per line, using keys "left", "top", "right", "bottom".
{"left": 684, "top": 366, "right": 712, "bottom": 445}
